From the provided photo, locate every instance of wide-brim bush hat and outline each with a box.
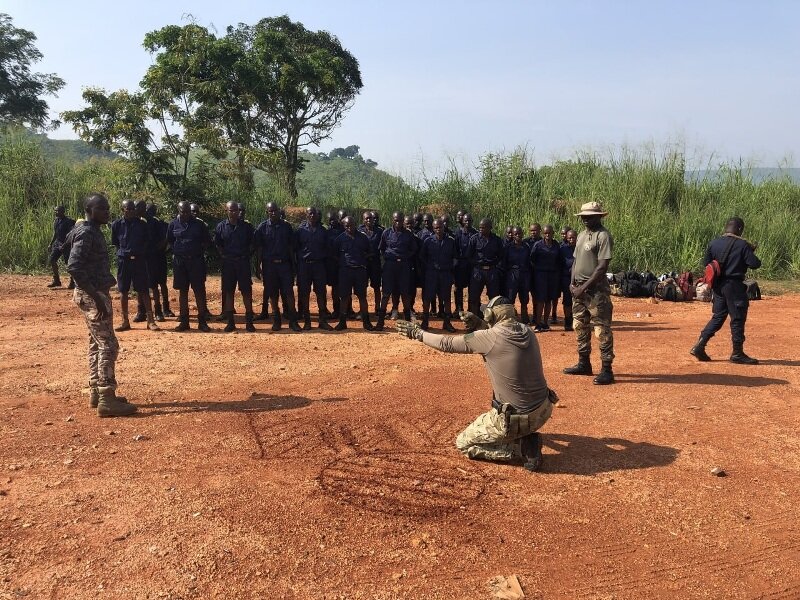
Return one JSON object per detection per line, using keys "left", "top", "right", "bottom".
{"left": 574, "top": 201, "right": 608, "bottom": 217}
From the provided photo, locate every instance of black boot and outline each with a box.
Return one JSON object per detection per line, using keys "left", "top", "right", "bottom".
{"left": 593, "top": 361, "right": 614, "bottom": 385}
{"left": 420, "top": 314, "right": 429, "bottom": 331}
{"left": 520, "top": 433, "right": 543, "bottom": 472}
{"left": 245, "top": 313, "right": 256, "bottom": 332}
{"left": 564, "top": 316, "right": 573, "bottom": 331}
{"left": 174, "top": 318, "right": 190, "bottom": 332}
{"left": 271, "top": 312, "right": 282, "bottom": 331}
{"left": 730, "top": 342, "right": 758, "bottom": 365}
{"left": 403, "top": 309, "right": 411, "bottom": 321}
{"left": 375, "top": 310, "right": 385, "bottom": 331}
{"left": 690, "top": 337, "right": 711, "bottom": 362}
{"left": 361, "top": 309, "right": 374, "bottom": 331}
{"left": 47, "top": 278, "right": 62, "bottom": 288}
{"left": 163, "top": 299, "right": 175, "bottom": 318}
{"left": 563, "top": 354, "right": 593, "bottom": 375}
{"left": 442, "top": 317, "right": 456, "bottom": 333}
{"left": 302, "top": 313, "right": 312, "bottom": 331}
{"left": 67, "top": 278, "right": 75, "bottom": 289}
{"left": 318, "top": 317, "right": 333, "bottom": 331}
{"left": 224, "top": 312, "right": 236, "bottom": 332}
{"left": 197, "top": 317, "right": 211, "bottom": 332}
{"left": 288, "top": 316, "right": 302, "bottom": 332}
{"left": 132, "top": 310, "right": 146, "bottom": 323}
{"left": 334, "top": 317, "right": 348, "bottom": 331}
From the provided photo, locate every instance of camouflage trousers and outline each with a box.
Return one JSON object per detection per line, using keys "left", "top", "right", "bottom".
{"left": 573, "top": 285, "right": 615, "bottom": 362}
{"left": 455, "top": 398, "right": 553, "bottom": 463}
{"left": 73, "top": 288, "right": 119, "bottom": 390}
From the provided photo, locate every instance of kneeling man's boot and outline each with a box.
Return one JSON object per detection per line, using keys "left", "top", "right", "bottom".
{"left": 97, "top": 387, "right": 137, "bottom": 417}
{"left": 690, "top": 337, "right": 711, "bottom": 362}
{"left": 593, "top": 361, "right": 615, "bottom": 385}
{"left": 730, "top": 342, "right": 758, "bottom": 365}
{"left": 521, "top": 433, "right": 543, "bottom": 472}
{"left": 563, "top": 354, "right": 593, "bottom": 375}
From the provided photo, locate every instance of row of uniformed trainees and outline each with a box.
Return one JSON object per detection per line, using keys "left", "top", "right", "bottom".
{"left": 51, "top": 199, "right": 579, "bottom": 333}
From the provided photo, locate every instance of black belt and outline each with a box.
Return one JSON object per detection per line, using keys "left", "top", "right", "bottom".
{"left": 479, "top": 265, "right": 496, "bottom": 270}
{"left": 269, "top": 259, "right": 286, "bottom": 264}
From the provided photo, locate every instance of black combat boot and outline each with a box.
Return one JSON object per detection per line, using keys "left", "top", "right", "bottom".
{"left": 318, "top": 317, "right": 333, "bottom": 331}
{"left": 302, "top": 313, "right": 312, "bottom": 331}
{"left": 47, "top": 278, "right": 62, "bottom": 288}
{"left": 224, "top": 312, "right": 237, "bottom": 332}
{"left": 442, "top": 317, "right": 456, "bottom": 333}
{"left": 153, "top": 299, "right": 165, "bottom": 322}
{"left": 174, "top": 318, "right": 190, "bottom": 332}
{"left": 361, "top": 309, "right": 374, "bottom": 331}
{"left": 593, "top": 361, "right": 614, "bottom": 385}
{"left": 563, "top": 354, "right": 593, "bottom": 375}
{"left": 564, "top": 316, "right": 573, "bottom": 331}
{"left": 520, "top": 433, "right": 543, "bottom": 472}
{"left": 245, "top": 312, "right": 256, "bottom": 332}
{"left": 690, "top": 337, "right": 711, "bottom": 362}
{"left": 197, "top": 317, "right": 211, "bottom": 332}
{"left": 254, "top": 309, "right": 269, "bottom": 321}
{"left": 520, "top": 307, "right": 530, "bottom": 325}
{"left": 288, "top": 316, "right": 302, "bottom": 332}
{"left": 67, "top": 278, "right": 75, "bottom": 289}
{"left": 375, "top": 310, "right": 385, "bottom": 331}
{"left": 403, "top": 309, "right": 411, "bottom": 321}
{"left": 271, "top": 311, "right": 282, "bottom": 331}
{"left": 132, "top": 309, "right": 146, "bottom": 323}
{"left": 162, "top": 299, "right": 175, "bottom": 318}
{"left": 730, "top": 342, "right": 758, "bottom": 365}
{"left": 420, "top": 313, "right": 429, "bottom": 331}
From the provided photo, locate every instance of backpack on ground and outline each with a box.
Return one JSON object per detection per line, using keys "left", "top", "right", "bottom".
{"left": 655, "top": 278, "right": 679, "bottom": 301}
{"left": 620, "top": 271, "right": 644, "bottom": 297}
{"left": 677, "top": 272, "right": 695, "bottom": 301}
{"left": 744, "top": 279, "right": 761, "bottom": 300}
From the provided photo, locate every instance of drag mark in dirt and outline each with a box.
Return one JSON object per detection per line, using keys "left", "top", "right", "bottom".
{"left": 318, "top": 452, "right": 486, "bottom": 517}
{"left": 567, "top": 538, "right": 800, "bottom": 598}
{"left": 247, "top": 416, "right": 432, "bottom": 460}
{"left": 751, "top": 583, "right": 800, "bottom": 600}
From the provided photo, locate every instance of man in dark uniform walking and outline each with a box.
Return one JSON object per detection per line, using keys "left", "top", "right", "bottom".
{"left": 376, "top": 211, "right": 418, "bottom": 330}
{"left": 691, "top": 217, "right": 761, "bottom": 364}
{"left": 295, "top": 206, "right": 332, "bottom": 330}
{"left": 47, "top": 206, "right": 76, "bottom": 288}
{"left": 255, "top": 202, "right": 301, "bottom": 332}
{"left": 215, "top": 201, "right": 256, "bottom": 332}
{"left": 166, "top": 201, "right": 212, "bottom": 332}
{"left": 66, "top": 193, "right": 137, "bottom": 417}
{"left": 454, "top": 213, "right": 477, "bottom": 314}
{"left": 420, "top": 218, "right": 457, "bottom": 332}
{"left": 111, "top": 200, "right": 159, "bottom": 332}
{"left": 333, "top": 216, "right": 374, "bottom": 331}
{"left": 466, "top": 218, "right": 504, "bottom": 316}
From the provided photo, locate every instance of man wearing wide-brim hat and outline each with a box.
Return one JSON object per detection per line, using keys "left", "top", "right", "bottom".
{"left": 563, "top": 201, "right": 615, "bottom": 384}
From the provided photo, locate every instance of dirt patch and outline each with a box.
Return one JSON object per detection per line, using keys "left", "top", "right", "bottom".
{"left": 1, "top": 274, "right": 798, "bottom": 599}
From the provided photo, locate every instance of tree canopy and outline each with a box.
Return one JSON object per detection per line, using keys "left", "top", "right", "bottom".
{"left": 0, "top": 13, "right": 64, "bottom": 130}
{"left": 142, "top": 15, "right": 362, "bottom": 198}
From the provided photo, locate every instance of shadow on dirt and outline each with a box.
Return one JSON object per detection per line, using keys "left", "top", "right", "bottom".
{"left": 757, "top": 359, "right": 800, "bottom": 367}
{"left": 612, "top": 320, "right": 679, "bottom": 332}
{"left": 542, "top": 433, "right": 678, "bottom": 475}
{"left": 615, "top": 373, "right": 788, "bottom": 387}
{"left": 140, "top": 392, "right": 347, "bottom": 416}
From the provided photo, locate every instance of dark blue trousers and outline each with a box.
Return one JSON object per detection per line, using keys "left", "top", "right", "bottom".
{"left": 700, "top": 279, "right": 749, "bottom": 344}
{"left": 264, "top": 261, "right": 296, "bottom": 317}
{"left": 468, "top": 266, "right": 501, "bottom": 313}
{"left": 423, "top": 269, "right": 454, "bottom": 316}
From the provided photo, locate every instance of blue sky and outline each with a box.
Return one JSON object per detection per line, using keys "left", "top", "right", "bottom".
{"left": 4, "top": 0, "right": 799, "bottom": 176}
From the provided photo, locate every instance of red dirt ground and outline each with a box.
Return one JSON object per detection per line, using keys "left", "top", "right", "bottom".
{"left": 1, "top": 274, "right": 798, "bottom": 599}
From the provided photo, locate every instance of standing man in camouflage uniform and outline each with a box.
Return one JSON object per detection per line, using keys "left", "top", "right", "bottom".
{"left": 396, "top": 296, "right": 556, "bottom": 471}
{"left": 65, "top": 193, "right": 137, "bottom": 417}
{"left": 47, "top": 206, "right": 76, "bottom": 289}
{"left": 563, "top": 202, "right": 615, "bottom": 385}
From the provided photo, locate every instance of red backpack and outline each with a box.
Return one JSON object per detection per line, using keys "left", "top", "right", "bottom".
{"left": 703, "top": 237, "right": 736, "bottom": 288}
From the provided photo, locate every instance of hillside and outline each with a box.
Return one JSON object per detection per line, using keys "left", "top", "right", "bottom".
{"left": 0, "top": 127, "right": 117, "bottom": 163}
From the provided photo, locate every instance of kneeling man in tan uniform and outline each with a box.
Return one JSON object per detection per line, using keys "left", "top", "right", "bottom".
{"left": 397, "top": 296, "right": 557, "bottom": 471}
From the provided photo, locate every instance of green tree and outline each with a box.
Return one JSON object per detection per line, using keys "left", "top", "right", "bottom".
{"left": 143, "top": 15, "right": 363, "bottom": 198}
{"left": 0, "top": 13, "right": 64, "bottom": 130}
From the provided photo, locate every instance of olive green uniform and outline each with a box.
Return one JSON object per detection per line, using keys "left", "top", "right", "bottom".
{"left": 572, "top": 226, "right": 615, "bottom": 363}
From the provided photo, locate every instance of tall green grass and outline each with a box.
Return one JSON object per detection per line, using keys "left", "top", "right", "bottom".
{"left": 1, "top": 132, "right": 798, "bottom": 278}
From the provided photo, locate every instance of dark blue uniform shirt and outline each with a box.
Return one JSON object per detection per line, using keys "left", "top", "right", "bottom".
{"left": 379, "top": 228, "right": 418, "bottom": 261}
{"left": 215, "top": 219, "right": 254, "bottom": 258}
{"left": 421, "top": 235, "right": 457, "bottom": 270}
{"left": 145, "top": 216, "right": 167, "bottom": 256}
{"left": 455, "top": 227, "right": 476, "bottom": 259}
{"left": 703, "top": 236, "right": 761, "bottom": 280}
{"left": 417, "top": 228, "right": 434, "bottom": 242}
{"left": 357, "top": 225, "right": 382, "bottom": 257}
{"left": 295, "top": 222, "right": 328, "bottom": 262}
{"left": 111, "top": 217, "right": 149, "bottom": 258}
{"left": 523, "top": 235, "right": 542, "bottom": 251}
{"left": 167, "top": 216, "right": 211, "bottom": 257}
{"left": 504, "top": 243, "right": 532, "bottom": 272}
{"left": 254, "top": 219, "right": 294, "bottom": 262}
{"left": 334, "top": 231, "right": 371, "bottom": 268}
{"left": 558, "top": 242, "right": 575, "bottom": 283}
{"left": 531, "top": 239, "right": 561, "bottom": 272}
{"left": 467, "top": 232, "right": 503, "bottom": 266}
{"left": 53, "top": 216, "right": 76, "bottom": 243}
